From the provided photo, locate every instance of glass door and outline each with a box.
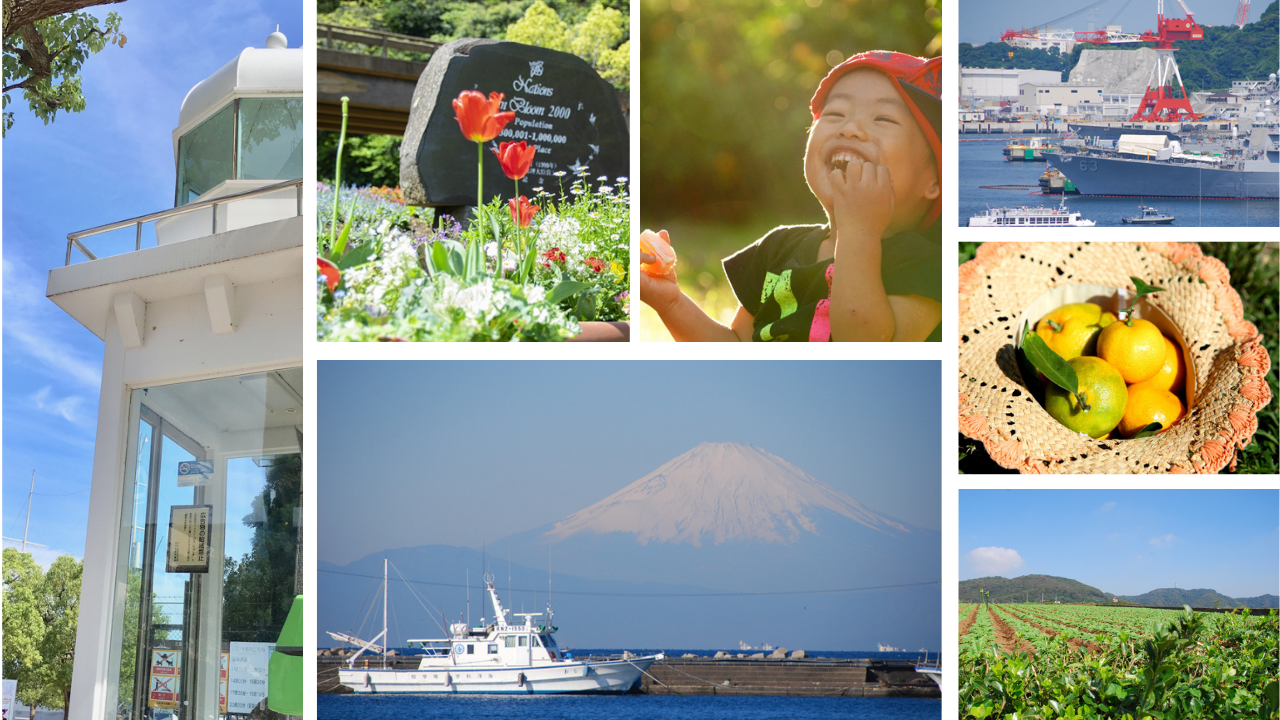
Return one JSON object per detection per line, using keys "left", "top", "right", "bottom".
{"left": 109, "top": 369, "right": 302, "bottom": 720}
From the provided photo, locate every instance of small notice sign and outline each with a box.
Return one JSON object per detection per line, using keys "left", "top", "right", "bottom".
{"left": 227, "top": 642, "right": 274, "bottom": 714}
{"left": 147, "top": 649, "right": 180, "bottom": 709}
{"left": 166, "top": 505, "right": 212, "bottom": 573}
{"left": 219, "top": 652, "right": 229, "bottom": 713}
{"left": 176, "top": 460, "right": 213, "bottom": 487}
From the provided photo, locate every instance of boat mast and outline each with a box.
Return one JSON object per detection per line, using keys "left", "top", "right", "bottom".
{"left": 383, "top": 558, "right": 388, "bottom": 669}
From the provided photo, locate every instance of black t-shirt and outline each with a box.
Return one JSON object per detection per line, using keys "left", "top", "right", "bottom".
{"left": 722, "top": 223, "right": 942, "bottom": 342}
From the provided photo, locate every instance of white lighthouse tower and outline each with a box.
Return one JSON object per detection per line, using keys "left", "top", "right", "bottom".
{"left": 48, "top": 29, "right": 303, "bottom": 720}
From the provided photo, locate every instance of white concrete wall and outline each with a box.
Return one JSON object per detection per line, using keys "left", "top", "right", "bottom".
{"left": 68, "top": 272, "right": 302, "bottom": 720}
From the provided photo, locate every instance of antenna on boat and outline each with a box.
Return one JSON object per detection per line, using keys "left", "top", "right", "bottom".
{"left": 466, "top": 568, "right": 470, "bottom": 629}
{"left": 383, "top": 557, "right": 389, "bottom": 669}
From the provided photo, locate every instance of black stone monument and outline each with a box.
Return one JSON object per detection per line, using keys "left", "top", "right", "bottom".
{"left": 401, "top": 39, "right": 629, "bottom": 212}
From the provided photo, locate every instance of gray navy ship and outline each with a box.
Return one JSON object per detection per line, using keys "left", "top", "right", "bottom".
{"left": 1044, "top": 84, "right": 1279, "bottom": 200}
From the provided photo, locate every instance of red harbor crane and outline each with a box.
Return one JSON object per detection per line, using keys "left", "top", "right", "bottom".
{"left": 1001, "top": 0, "right": 1204, "bottom": 122}
{"left": 1233, "top": 0, "right": 1250, "bottom": 28}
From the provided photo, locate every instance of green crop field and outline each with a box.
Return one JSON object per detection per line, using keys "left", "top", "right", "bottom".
{"left": 959, "top": 603, "right": 1279, "bottom": 719}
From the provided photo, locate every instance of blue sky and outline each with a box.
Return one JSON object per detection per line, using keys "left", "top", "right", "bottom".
{"left": 960, "top": 0, "right": 1257, "bottom": 45}
{"left": 959, "top": 490, "right": 1280, "bottom": 598}
{"left": 2, "top": 0, "right": 303, "bottom": 567}
{"left": 318, "top": 361, "right": 942, "bottom": 566}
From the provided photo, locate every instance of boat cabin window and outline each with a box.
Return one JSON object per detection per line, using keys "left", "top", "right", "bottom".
{"left": 504, "top": 636, "right": 518, "bottom": 648}
{"left": 531, "top": 636, "right": 543, "bottom": 648}
{"left": 488, "top": 644, "right": 498, "bottom": 654}
{"left": 520, "top": 636, "right": 528, "bottom": 647}
{"left": 467, "top": 644, "right": 475, "bottom": 654}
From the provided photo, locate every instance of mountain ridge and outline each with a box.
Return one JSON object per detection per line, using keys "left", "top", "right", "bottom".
{"left": 961, "top": 574, "right": 1279, "bottom": 608}
{"left": 545, "top": 441, "right": 914, "bottom": 547}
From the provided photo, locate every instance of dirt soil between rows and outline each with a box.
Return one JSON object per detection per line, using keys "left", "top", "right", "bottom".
{"left": 1004, "top": 606, "right": 1102, "bottom": 655}
{"left": 987, "top": 606, "right": 1035, "bottom": 655}
{"left": 959, "top": 605, "right": 980, "bottom": 638}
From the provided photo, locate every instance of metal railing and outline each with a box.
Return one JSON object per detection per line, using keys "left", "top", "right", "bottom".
{"left": 65, "top": 179, "right": 304, "bottom": 266}
{"left": 318, "top": 23, "right": 442, "bottom": 57}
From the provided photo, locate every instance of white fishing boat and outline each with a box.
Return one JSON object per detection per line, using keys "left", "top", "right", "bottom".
{"left": 329, "top": 561, "right": 663, "bottom": 694}
{"left": 968, "top": 197, "right": 1096, "bottom": 227}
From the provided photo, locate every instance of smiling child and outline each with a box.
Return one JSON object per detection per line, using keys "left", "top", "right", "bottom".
{"left": 640, "top": 51, "right": 942, "bottom": 342}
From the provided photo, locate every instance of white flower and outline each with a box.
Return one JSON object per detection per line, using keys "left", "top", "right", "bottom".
{"left": 526, "top": 285, "right": 546, "bottom": 303}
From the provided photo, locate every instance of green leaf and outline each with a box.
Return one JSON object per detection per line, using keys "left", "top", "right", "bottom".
{"left": 329, "top": 195, "right": 359, "bottom": 262}
{"left": 1022, "top": 329, "right": 1078, "bottom": 397}
{"left": 518, "top": 245, "right": 537, "bottom": 284}
{"left": 1015, "top": 322, "right": 1047, "bottom": 403}
{"left": 416, "top": 242, "right": 435, "bottom": 276}
{"left": 969, "top": 704, "right": 993, "bottom": 719}
{"left": 336, "top": 241, "right": 375, "bottom": 270}
{"left": 432, "top": 240, "right": 453, "bottom": 277}
{"left": 1132, "top": 422, "right": 1164, "bottom": 439}
{"left": 1130, "top": 276, "right": 1166, "bottom": 299}
{"left": 576, "top": 291, "right": 597, "bottom": 321}
{"left": 548, "top": 280, "right": 592, "bottom": 305}
{"left": 447, "top": 241, "right": 466, "bottom": 277}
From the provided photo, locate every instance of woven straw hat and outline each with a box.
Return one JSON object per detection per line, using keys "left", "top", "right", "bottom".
{"left": 959, "top": 242, "right": 1272, "bottom": 474}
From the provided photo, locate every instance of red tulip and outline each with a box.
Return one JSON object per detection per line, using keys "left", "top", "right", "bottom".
{"left": 493, "top": 141, "right": 537, "bottom": 180}
{"left": 452, "top": 90, "right": 515, "bottom": 143}
{"left": 509, "top": 196, "right": 540, "bottom": 228}
{"left": 317, "top": 258, "right": 340, "bottom": 292}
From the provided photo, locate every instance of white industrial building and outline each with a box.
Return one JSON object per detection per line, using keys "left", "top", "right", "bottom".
{"left": 960, "top": 67, "right": 1062, "bottom": 101}
{"left": 1017, "top": 82, "right": 1104, "bottom": 114}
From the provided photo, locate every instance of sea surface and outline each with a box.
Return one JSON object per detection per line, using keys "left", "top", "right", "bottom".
{"left": 957, "top": 138, "right": 1280, "bottom": 227}
{"left": 318, "top": 694, "right": 941, "bottom": 720}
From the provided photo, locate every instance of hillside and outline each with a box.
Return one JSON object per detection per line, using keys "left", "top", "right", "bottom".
{"left": 1119, "top": 588, "right": 1280, "bottom": 609}
{"left": 959, "top": 575, "right": 1110, "bottom": 604}
{"left": 960, "top": 1, "right": 1279, "bottom": 90}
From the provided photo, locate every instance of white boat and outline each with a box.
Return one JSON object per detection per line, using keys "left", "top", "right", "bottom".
{"left": 968, "top": 198, "right": 1096, "bottom": 227}
{"left": 329, "top": 561, "right": 663, "bottom": 694}
{"left": 1121, "top": 205, "right": 1176, "bottom": 225}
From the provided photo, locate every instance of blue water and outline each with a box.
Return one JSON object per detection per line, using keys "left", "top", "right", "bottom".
{"left": 957, "top": 138, "right": 1280, "bottom": 227}
{"left": 318, "top": 694, "right": 941, "bottom": 720}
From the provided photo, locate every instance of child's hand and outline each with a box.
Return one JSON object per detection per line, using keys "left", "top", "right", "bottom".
{"left": 639, "top": 252, "right": 683, "bottom": 313}
{"left": 830, "top": 159, "right": 895, "bottom": 242}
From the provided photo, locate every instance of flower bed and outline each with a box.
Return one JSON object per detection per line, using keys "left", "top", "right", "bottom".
{"left": 316, "top": 172, "right": 629, "bottom": 342}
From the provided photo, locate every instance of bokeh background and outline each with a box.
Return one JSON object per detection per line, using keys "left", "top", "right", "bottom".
{"left": 637, "top": 0, "right": 942, "bottom": 340}
{"left": 957, "top": 242, "right": 1279, "bottom": 475}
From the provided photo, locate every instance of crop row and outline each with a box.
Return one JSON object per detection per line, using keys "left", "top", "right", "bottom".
{"left": 960, "top": 605, "right": 1279, "bottom": 719}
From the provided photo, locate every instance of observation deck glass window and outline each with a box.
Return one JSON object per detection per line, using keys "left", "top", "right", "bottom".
{"left": 175, "top": 104, "right": 233, "bottom": 207}
{"left": 238, "top": 98, "right": 303, "bottom": 182}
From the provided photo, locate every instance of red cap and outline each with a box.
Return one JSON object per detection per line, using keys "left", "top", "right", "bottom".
{"left": 811, "top": 52, "right": 942, "bottom": 230}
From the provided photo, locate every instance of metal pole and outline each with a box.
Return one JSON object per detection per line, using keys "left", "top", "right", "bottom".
{"left": 383, "top": 558, "right": 388, "bottom": 668}
{"left": 23, "top": 470, "right": 35, "bottom": 552}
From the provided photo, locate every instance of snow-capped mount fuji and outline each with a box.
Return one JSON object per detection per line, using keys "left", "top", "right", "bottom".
{"left": 499, "top": 442, "right": 936, "bottom": 592}
{"left": 546, "top": 442, "right": 911, "bottom": 546}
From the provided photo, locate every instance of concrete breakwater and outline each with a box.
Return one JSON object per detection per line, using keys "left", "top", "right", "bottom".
{"left": 318, "top": 655, "right": 940, "bottom": 698}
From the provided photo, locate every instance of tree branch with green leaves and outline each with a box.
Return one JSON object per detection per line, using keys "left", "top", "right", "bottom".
{"left": 3, "top": 0, "right": 127, "bottom": 135}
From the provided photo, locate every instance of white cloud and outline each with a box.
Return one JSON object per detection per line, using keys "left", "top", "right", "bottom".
{"left": 3, "top": 258, "right": 104, "bottom": 390}
{"left": 1, "top": 542, "right": 82, "bottom": 570}
{"left": 968, "top": 546, "right": 1025, "bottom": 575}
{"left": 1101, "top": 501, "right": 1116, "bottom": 511}
{"left": 1150, "top": 534, "right": 1176, "bottom": 547}
{"left": 31, "top": 386, "right": 94, "bottom": 428}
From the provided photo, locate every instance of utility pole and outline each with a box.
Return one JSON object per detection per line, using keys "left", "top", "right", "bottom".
{"left": 3, "top": 470, "right": 48, "bottom": 553}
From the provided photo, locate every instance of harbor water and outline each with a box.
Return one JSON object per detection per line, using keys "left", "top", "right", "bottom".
{"left": 958, "top": 139, "right": 1280, "bottom": 228}
{"left": 318, "top": 693, "right": 942, "bottom": 720}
